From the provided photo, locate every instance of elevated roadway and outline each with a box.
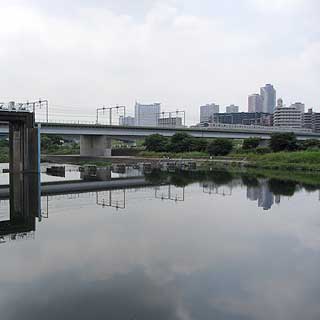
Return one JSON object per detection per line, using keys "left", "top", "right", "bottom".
{"left": 0, "top": 121, "right": 319, "bottom": 140}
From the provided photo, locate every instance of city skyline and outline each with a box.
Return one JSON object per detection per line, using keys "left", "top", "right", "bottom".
{"left": 0, "top": 0, "right": 319, "bottom": 124}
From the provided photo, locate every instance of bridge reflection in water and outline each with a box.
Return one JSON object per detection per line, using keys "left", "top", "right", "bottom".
{"left": 1, "top": 167, "right": 320, "bottom": 243}
{"left": 0, "top": 173, "right": 40, "bottom": 244}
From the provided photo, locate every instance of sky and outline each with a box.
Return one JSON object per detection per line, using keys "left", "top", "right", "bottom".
{"left": 0, "top": 0, "right": 319, "bottom": 123}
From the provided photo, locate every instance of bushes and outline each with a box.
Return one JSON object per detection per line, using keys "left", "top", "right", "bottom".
{"left": 207, "top": 139, "right": 233, "bottom": 156}
{"left": 242, "top": 137, "right": 260, "bottom": 150}
{"left": 169, "top": 133, "right": 193, "bottom": 153}
{"left": 144, "top": 134, "right": 169, "bottom": 152}
{"left": 299, "top": 139, "right": 320, "bottom": 151}
{"left": 255, "top": 146, "right": 271, "bottom": 155}
{"left": 144, "top": 134, "right": 235, "bottom": 156}
{"left": 269, "top": 133, "right": 298, "bottom": 152}
{"left": 144, "top": 133, "right": 208, "bottom": 153}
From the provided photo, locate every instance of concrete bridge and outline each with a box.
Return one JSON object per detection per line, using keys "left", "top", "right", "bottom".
{"left": 1, "top": 117, "right": 320, "bottom": 157}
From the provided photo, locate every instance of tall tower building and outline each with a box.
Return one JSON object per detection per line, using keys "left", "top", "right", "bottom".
{"left": 290, "top": 102, "right": 305, "bottom": 113}
{"left": 260, "top": 84, "right": 276, "bottom": 114}
{"left": 248, "top": 94, "right": 263, "bottom": 113}
{"left": 200, "top": 103, "right": 220, "bottom": 123}
{"left": 226, "top": 104, "right": 239, "bottom": 113}
{"left": 134, "top": 102, "right": 161, "bottom": 126}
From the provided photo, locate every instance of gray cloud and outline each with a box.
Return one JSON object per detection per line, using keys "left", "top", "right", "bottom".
{"left": 0, "top": 0, "right": 319, "bottom": 123}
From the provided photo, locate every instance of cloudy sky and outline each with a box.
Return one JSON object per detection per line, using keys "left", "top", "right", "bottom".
{"left": 0, "top": 0, "right": 319, "bottom": 123}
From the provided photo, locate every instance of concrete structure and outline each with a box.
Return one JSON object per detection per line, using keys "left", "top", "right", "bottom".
{"left": 248, "top": 94, "right": 263, "bottom": 113}
{"left": 277, "top": 98, "right": 284, "bottom": 109}
{"left": 158, "top": 117, "right": 183, "bottom": 127}
{"left": 304, "top": 108, "right": 320, "bottom": 133}
{"left": 0, "top": 111, "right": 39, "bottom": 174}
{"left": 119, "top": 116, "right": 135, "bottom": 126}
{"left": 210, "top": 112, "right": 273, "bottom": 126}
{"left": 291, "top": 102, "right": 305, "bottom": 113}
{"left": 0, "top": 173, "right": 39, "bottom": 238}
{"left": 0, "top": 121, "right": 317, "bottom": 139}
{"left": 80, "top": 135, "right": 112, "bottom": 157}
{"left": 0, "top": 120, "right": 319, "bottom": 158}
{"left": 200, "top": 103, "right": 219, "bottom": 123}
{"left": 260, "top": 84, "right": 276, "bottom": 114}
{"left": 273, "top": 106, "right": 304, "bottom": 128}
{"left": 226, "top": 105, "right": 239, "bottom": 113}
{"left": 134, "top": 102, "right": 160, "bottom": 126}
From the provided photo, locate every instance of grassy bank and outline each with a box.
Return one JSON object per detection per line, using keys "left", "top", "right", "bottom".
{"left": 238, "top": 151, "right": 320, "bottom": 171}
{"left": 139, "top": 151, "right": 209, "bottom": 159}
{"left": 139, "top": 149, "right": 320, "bottom": 172}
{"left": 43, "top": 145, "right": 80, "bottom": 155}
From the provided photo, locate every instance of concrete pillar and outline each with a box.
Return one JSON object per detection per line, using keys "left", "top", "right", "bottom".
{"left": 9, "top": 122, "right": 39, "bottom": 174}
{"left": 80, "top": 135, "right": 112, "bottom": 157}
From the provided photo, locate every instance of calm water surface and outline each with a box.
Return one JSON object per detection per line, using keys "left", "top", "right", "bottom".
{"left": 0, "top": 165, "right": 320, "bottom": 320}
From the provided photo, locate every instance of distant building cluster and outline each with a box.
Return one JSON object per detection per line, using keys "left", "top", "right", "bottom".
{"left": 196, "top": 83, "right": 320, "bottom": 133}
{"left": 118, "top": 83, "right": 319, "bottom": 132}
{"left": 120, "top": 102, "right": 184, "bottom": 128}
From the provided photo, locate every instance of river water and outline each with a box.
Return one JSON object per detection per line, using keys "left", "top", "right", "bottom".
{"left": 0, "top": 164, "right": 320, "bottom": 320}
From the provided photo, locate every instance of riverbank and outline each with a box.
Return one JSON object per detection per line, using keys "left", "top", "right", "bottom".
{"left": 139, "top": 150, "right": 320, "bottom": 172}
{"left": 234, "top": 150, "right": 320, "bottom": 171}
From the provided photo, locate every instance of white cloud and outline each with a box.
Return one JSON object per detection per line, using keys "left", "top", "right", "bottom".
{"left": 0, "top": 1, "right": 319, "bottom": 123}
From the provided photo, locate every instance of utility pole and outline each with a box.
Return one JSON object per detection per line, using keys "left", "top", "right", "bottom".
{"left": 96, "top": 106, "right": 126, "bottom": 125}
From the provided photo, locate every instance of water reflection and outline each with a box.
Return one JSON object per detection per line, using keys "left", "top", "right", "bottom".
{"left": 0, "top": 173, "right": 40, "bottom": 244}
{"left": 1, "top": 168, "right": 320, "bottom": 319}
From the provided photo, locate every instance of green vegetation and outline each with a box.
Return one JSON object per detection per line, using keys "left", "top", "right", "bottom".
{"left": 41, "top": 135, "right": 79, "bottom": 155}
{"left": 242, "top": 137, "right": 260, "bottom": 151}
{"left": 242, "top": 150, "right": 320, "bottom": 171}
{"left": 139, "top": 151, "right": 209, "bottom": 159}
{"left": 207, "top": 139, "right": 233, "bottom": 156}
{"left": 144, "top": 133, "right": 208, "bottom": 153}
{"left": 269, "top": 132, "right": 298, "bottom": 152}
{"left": 0, "top": 139, "right": 9, "bottom": 163}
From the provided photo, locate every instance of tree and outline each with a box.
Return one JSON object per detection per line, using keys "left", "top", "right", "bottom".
{"left": 189, "top": 138, "right": 208, "bottom": 152}
{"left": 144, "top": 134, "right": 168, "bottom": 152}
{"left": 41, "top": 135, "right": 64, "bottom": 151}
{"left": 207, "top": 139, "right": 233, "bottom": 156}
{"left": 242, "top": 137, "right": 261, "bottom": 150}
{"left": 269, "top": 133, "right": 298, "bottom": 152}
{"left": 300, "top": 139, "right": 320, "bottom": 151}
{"left": 168, "top": 133, "right": 193, "bottom": 153}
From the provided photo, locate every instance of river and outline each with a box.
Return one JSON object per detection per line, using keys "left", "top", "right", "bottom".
{"left": 0, "top": 164, "right": 319, "bottom": 320}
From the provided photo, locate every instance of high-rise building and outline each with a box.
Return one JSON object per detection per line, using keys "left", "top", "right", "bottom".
{"left": 158, "top": 117, "right": 183, "bottom": 127}
{"left": 248, "top": 94, "right": 263, "bottom": 113}
{"left": 273, "top": 106, "right": 303, "bottom": 128}
{"left": 303, "top": 108, "right": 320, "bottom": 133}
{"left": 260, "top": 84, "right": 276, "bottom": 114}
{"left": 211, "top": 112, "right": 272, "bottom": 126}
{"left": 134, "top": 102, "right": 161, "bottom": 126}
{"left": 291, "top": 102, "right": 305, "bottom": 113}
{"left": 119, "top": 116, "right": 135, "bottom": 126}
{"left": 226, "top": 104, "right": 239, "bottom": 113}
{"left": 200, "top": 103, "right": 219, "bottom": 123}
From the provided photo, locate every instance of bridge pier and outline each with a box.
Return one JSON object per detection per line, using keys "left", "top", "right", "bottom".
{"left": 9, "top": 123, "right": 39, "bottom": 174}
{"left": 0, "top": 111, "right": 40, "bottom": 174}
{"left": 80, "top": 135, "right": 112, "bottom": 157}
